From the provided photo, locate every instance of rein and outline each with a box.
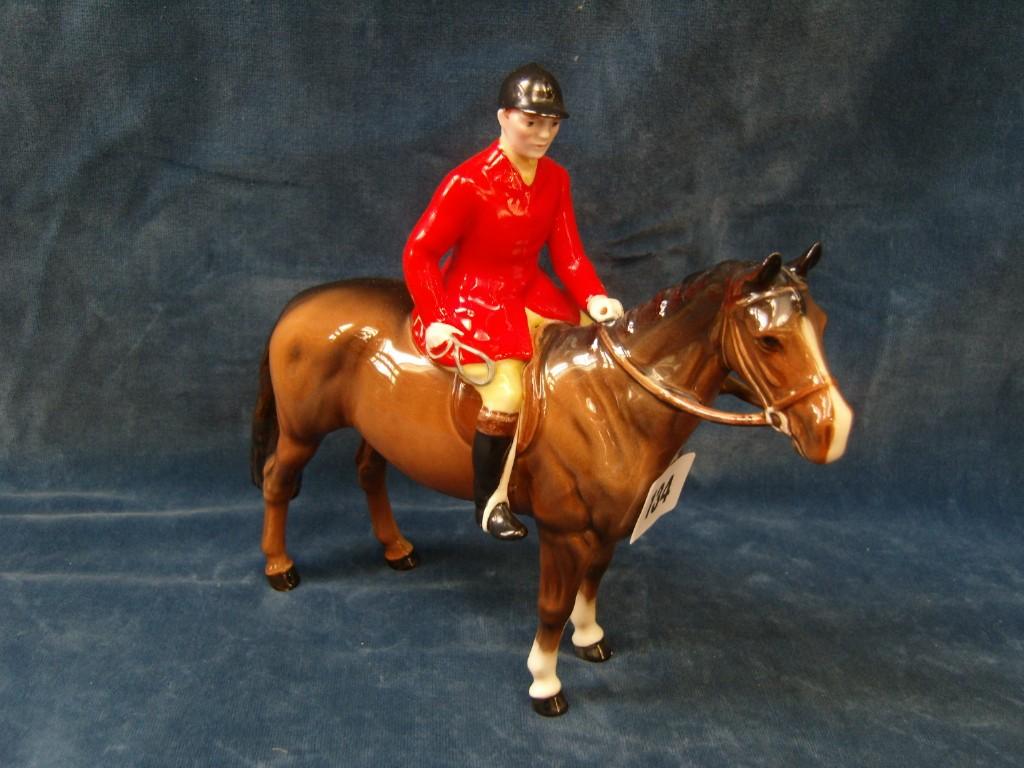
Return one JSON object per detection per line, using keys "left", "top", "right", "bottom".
{"left": 596, "top": 325, "right": 770, "bottom": 427}
{"left": 596, "top": 308, "right": 833, "bottom": 433}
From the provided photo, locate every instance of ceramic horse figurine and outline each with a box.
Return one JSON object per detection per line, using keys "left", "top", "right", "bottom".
{"left": 250, "top": 242, "right": 852, "bottom": 716}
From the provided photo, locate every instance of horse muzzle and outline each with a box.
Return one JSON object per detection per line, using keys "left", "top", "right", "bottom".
{"left": 781, "top": 383, "right": 853, "bottom": 465}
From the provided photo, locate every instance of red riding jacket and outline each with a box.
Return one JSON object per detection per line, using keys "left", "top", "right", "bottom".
{"left": 403, "top": 141, "right": 607, "bottom": 366}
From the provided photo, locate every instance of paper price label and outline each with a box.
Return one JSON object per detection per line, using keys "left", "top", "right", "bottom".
{"left": 630, "top": 452, "right": 695, "bottom": 544}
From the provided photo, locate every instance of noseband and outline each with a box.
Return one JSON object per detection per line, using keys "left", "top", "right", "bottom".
{"left": 722, "top": 287, "right": 835, "bottom": 435}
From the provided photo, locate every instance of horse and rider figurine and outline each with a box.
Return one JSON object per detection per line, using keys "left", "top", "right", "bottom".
{"left": 250, "top": 64, "right": 853, "bottom": 716}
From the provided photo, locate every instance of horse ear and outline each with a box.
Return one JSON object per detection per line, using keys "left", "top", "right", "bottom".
{"left": 746, "top": 252, "right": 782, "bottom": 291}
{"left": 789, "top": 241, "right": 822, "bottom": 277}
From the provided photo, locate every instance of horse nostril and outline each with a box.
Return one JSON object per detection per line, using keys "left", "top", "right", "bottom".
{"left": 812, "top": 425, "right": 835, "bottom": 464}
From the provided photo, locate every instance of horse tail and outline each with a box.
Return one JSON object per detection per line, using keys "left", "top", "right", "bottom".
{"left": 250, "top": 343, "right": 278, "bottom": 489}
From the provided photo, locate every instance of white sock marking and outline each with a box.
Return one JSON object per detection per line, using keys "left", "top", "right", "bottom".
{"left": 527, "top": 638, "right": 562, "bottom": 699}
{"left": 570, "top": 591, "right": 604, "bottom": 648}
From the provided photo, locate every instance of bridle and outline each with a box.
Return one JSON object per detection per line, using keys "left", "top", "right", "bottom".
{"left": 595, "top": 285, "right": 833, "bottom": 435}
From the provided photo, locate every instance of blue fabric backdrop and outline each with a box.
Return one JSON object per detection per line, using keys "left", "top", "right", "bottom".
{"left": 2, "top": 2, "right": 1021, "bottom": 766}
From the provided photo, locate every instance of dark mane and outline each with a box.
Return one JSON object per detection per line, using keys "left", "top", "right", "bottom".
{"left": 624, "top": 260, "right": 750, "bottom": 328}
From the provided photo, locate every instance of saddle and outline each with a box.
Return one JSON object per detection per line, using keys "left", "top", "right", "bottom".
{"left": 447, "top": 357, "right": 546, "bottom": 455}
{"left": 414, "top": 321, "right": 550, "bottom": 455}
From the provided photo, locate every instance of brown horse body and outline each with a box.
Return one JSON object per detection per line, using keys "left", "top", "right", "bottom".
{"left": 251, "top": 246, "right": 851, "bottom": 715}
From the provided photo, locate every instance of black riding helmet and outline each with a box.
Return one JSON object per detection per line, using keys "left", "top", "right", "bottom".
{"left": 498, "top": 63, "right": 569, "bottom": 119}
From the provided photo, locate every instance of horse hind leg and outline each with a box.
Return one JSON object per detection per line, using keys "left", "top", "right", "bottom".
{"left": 355, "top": 439, "right": 417, "bottom": 570}
{"left": 261, "top": 432, "right": 319, "bottom": 591}
{"left": 570, "top": 544, "right": 616, "bottom": 663}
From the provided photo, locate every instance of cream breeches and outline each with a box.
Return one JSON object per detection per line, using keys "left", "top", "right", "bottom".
{"left": 457, "top": 309, "right": 591, "bottom": 412}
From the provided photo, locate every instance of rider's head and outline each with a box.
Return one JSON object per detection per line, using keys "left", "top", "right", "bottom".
{"left": 496, "top": 63, "right": 568, "bottom": 161}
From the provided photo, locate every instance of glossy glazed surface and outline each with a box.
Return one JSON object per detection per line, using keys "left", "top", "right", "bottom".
{"left": 402, "top": 141, "right": 605, "bottom": 366}
{"left": 498, "top": 62, "right": 569, "bottom": 119}
{"left": 251, "top": 246, "right": 851, "bottom": 713}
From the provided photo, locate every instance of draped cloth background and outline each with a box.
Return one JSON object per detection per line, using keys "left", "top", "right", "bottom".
{"left": 2, "top": 2, "right": 1021, "bottom": 766}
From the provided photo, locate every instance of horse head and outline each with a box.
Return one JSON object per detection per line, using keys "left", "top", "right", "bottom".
{"left": 719, "top": 242, "right": 852, "bottom": 464}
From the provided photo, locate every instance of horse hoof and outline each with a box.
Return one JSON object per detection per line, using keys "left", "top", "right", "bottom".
{"left": 531, "top": 691, "right": 569, "bottom": 717}
{"left": 266, "top": 566, "right": 301, "bottom": 591}
{"left": 574, "top": 639, "right": 613, "bottom": 663}
{"left": 386, "top": 549, "right": 419, "bottom": 571}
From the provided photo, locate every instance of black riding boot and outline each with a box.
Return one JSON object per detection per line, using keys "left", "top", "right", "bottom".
{"left": 473, "top": 430, "right": 527, "bottom": 541}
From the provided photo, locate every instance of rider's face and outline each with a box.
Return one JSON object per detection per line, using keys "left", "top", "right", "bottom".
{"left": 497, "top": 109, "right": 561, "bottom": 160}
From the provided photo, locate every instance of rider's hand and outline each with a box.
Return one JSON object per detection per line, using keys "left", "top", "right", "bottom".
{"left": 424, "top": 321, "right": 462, "bottom": 351}
{"left": 587, "top": 295, "right": 624, "bottom": 323}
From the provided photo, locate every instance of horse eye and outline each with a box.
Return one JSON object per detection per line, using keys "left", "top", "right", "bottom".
{"left": 758, "top": 336, "right": 782, "bottom": 351}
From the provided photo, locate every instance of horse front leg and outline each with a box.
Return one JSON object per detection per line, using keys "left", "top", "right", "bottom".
{"left": 355, "top": 439, "right": 417, "bottom": 570}
{"left": 570, "top": 543, "right": 616, "bottom": 662}
{"left": 261, "top": 432, "right": 318, "bottom": 591}
{"left": 528, "top": 527, "right": 595, "bottom": 716}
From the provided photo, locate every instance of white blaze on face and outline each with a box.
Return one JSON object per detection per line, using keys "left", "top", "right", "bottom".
{"left": 570, "top": 591, "right": 604, "bottom": 647}
{"left": 798, "top": 317, "right": 853, "bottom": 462}
{"left": 527, "top": 639, "right": 562, "bottom": 699}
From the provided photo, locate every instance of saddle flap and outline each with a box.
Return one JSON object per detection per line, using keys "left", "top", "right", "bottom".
{"left": 451, "top": 377, "right": 483, "bottom": 445}
{"left": 444, "top": 316, "right": 557, "bottom": 453}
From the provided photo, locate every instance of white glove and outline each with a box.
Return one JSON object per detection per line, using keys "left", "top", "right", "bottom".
{"left": 587, "top": 295, "right": 624, "bottom": 323}
{"left": 424, "top": 321, "right": 462, "bottom": 351}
